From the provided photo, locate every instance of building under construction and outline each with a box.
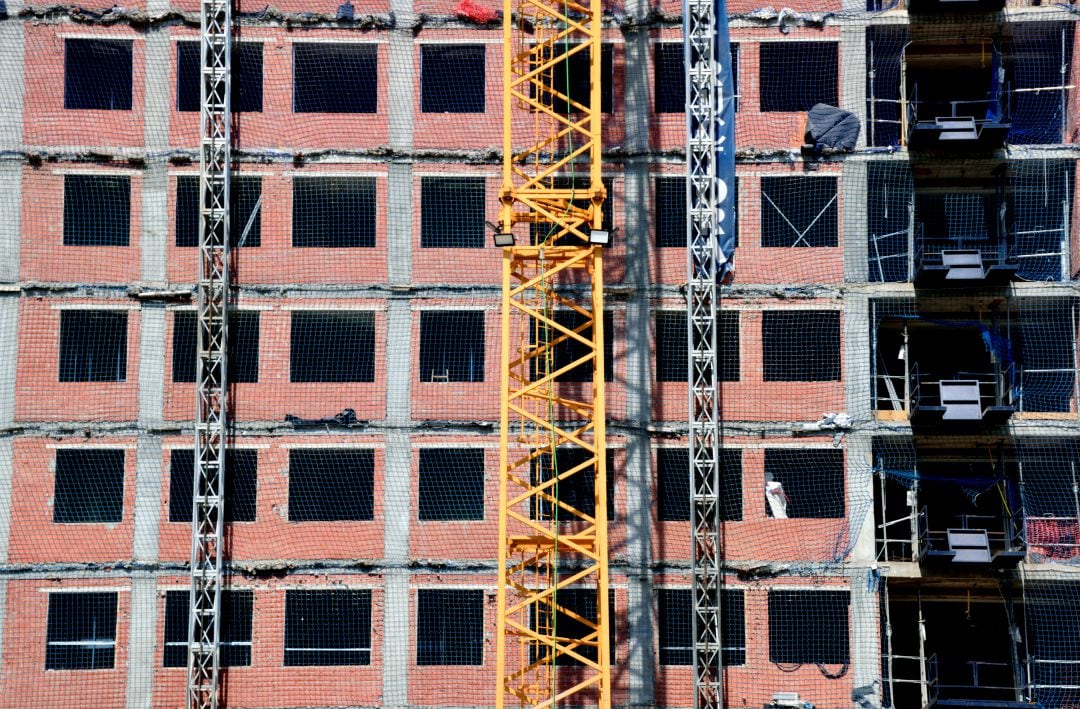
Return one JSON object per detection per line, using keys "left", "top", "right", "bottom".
{"left": 0, "top": 0, "right": 1079, "bottom": 706}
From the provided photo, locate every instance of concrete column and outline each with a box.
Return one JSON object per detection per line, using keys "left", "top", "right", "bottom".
{"left": 0, "top": 161, "right": 21, "bottom": 284}
{"left": 124, "top": 575, "right": 157, "bottom": 709}
{"left": 840, "top": 25, "right": 868, "bottom": 150}
{"left": 0, "top": 0, "right": 25, "bottom": 310}
{"left": 0, "top": 279, "right": 17, "bottom": 677}
{"left": 622, "top": 0, "right": 654, "bottom": 687}
{"left": 0, "top": 21, "right": 24, "bottom": 153}
{"left": 384, "top": 1, "right": 413, "bottom": 703}
{"left": 142, "top": 27, "right": 170, "bottom": 285}
{"left": 850, "top": 568, "right": 883, "bottom": 709}
{"left": 843, "top": 161, "right": 869, "bottom": 284}
{"left": 126, "top": 30, "right": 170, "bottom": 707}
{"left": 844, "top": 291, "right": 872, "bottom": 424}
{"left": 622, "top": 160, "right": 655, "bottom": 708}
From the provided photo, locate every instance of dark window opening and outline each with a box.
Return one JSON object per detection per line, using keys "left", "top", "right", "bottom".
{"left": 418, "top": 448, "right": 485, "bottom": 521}
{"left": 530, "top": 448, "right": 616, "bottom": 521}
{"left": 760, "top": 176, "right": 838, "bottom": 248}
{"left": 175, "top": 175, "right": 263, "bottom": 248}
{"left": 769, "top": 590, "right": 850, "bottom": 666}
{"left": 657, "top": 311, "right": 739, "bottom": 383}
{"left": 655, "top": 42, "right": 738, "bottom": 114}
{"left": 64, "top": 39, "right": 132, "bottom": 111}
{"left": 764, "top": 448, "right": 844, "bottom": 518}
{"left": 656, "top": 175, "right": 739, "bottom": 248}
{"left": 164, "top": 590, "right": 252, "bottom": 667}
{"left": 417, "top": 589, "right": 484, "bottom": 665}
{"left": 63, "top": 175, "right": 130, "bottom": 247}
{"left": 657, "top": 447, "right": 741, "bottom": 522}
{"left": 288, "top": 449, "right": 375, "bottom": 521}
{"left": 759, "top": 42, "right": 838, "bottom": 113}
{"left": 290, "top": 311, "right": 375, "bottom": 383}
{"left": 293, "top": 43, "right": 377, "bottom": 113}
{"left": 421, "top": 45, "right": 486, "bottom": 113}
{"left": 285, "top": 590, "right": 372, "bottom": 666}
{"left": 530, "top": 176, "right": 614, "bottom": 246}
{"left": 53, "top": 449, "right": 124, "bottom": 524}
{"left": 762, "top": 310, "right": 841, "bottom": 382}
{"left": 531, "top": 310, "right": 614, "bottom": 383}
{"left": 658, "top": 588, "right": 745, "bottom": 666}
{"left": 866, "top": 28, "right": 906, "bottom": 148}
{"left": 177, "top": 41, "right": 263, "bottom": 113}
{"left": 530, "top": 588, "right": 615, "bottom": 666}
{"left": 867, "top": 162, "right": 912, "bottom": 282}
{"left": 59, "top": 310, "right": 127, "bottom": 383}
{"left": 168, "top": 449, "right": 258, "bottom": 523}
{"left": 419, "top": 311, "right": 485, "bottom": 382}
{"left": 46, "top": 592, "right": 117, "bottom": 670}
{"left": 420, "top": 177, "right": 486, "bottom": 248}
{"left": 292, "top": 177, "right": 376, "bottom": 248}
{"left": 171, "top": 310, "right": 260, "bottom": 384}
{"left": 533, "top": 43, "right": 614, "bottom": 115}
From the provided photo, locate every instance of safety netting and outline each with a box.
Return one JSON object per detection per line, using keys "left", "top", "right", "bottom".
{"left": 0, "top": 1, "right": 1079, "bottom": 709}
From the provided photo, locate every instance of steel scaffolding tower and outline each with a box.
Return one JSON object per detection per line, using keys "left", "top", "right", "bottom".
{"left": 685, "top": 0, "right": 724, "bottom": 706}
{"left": 493, "top": 0, "right": 610, "bottom": 703}
{"left": 186, "top": 0, "right": 231, "bottom": 704}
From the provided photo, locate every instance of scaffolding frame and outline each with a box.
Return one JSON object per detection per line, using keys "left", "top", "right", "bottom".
{"left": 186, "top": 0, "right": 231, "bottom": 705}
{"left": 494, "top": 0, "right": 609, "bottom": 704}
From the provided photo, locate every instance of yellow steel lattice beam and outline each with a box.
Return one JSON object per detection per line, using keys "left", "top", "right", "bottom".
{"left": 494, "top": 0, "right": 608, "bottom": 701}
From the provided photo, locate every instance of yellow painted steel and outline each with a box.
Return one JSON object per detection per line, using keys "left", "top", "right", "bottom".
{"left": 494, "top": 0, "right": 608, "bottom": 703}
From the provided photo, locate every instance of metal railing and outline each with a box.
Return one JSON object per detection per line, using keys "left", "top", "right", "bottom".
{"left": 877, "top": 504, "right": 928, "bottom": 563}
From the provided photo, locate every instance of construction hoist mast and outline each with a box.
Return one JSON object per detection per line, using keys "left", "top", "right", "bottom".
{"left": 686, "top": 0, "right": 725, "bottom": 706}
{"left": 494, "top": 0, "right": 609, "bottom": 703}
{"left": 187, "top": 0, "right": 230, "bottom": 704}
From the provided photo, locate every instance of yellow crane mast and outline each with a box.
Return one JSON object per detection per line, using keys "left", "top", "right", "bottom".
{"left": 493, "top": 0, "right": 609, "bottom": 705}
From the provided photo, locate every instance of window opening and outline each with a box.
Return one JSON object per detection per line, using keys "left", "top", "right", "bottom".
{"left": 417, "top": 589, "right": 484, "bottom": 665}
{"left": 59, "top": 310, "right": 128, "bottom": 383}
{"left": 292, "top": 177, "right": 376, "bottom": 248}
{"left": 53, "top": 449, "right": 125, "bottom": 524}
{"left": 288, "top": 449, "right": 375, "bottom": 521}
{"left": 177, "top": 41, "right": 263, "bottom": 113}
{"left": 63, "top": 175, "right": 130, "bottom": 247}
{"left": 176, "top": 175, "right": 262, "bottom": 248}
{"left": 760, "top": 176, "right": 838, "bottom": 248}
{"left": 64, "top": 39, "right": 132, "bottom": 110}
{"left": 46, "top": 592, "right": 117, "bottom": 670}
{"left": 764, "top": 448, "right": 844, "bottom": 519}
{"left": 293, "top": 43, "right": 378, "bottom": 113}
{"left": 759, "top": 42, "right": 837, "bottom": 112}
{"left": 290, "top": 311, "right": 375, "bottom": 383}
{"left": 418, "top": 448, "right": 485, "bottom": 521}
{"left": 163, "top": 590, "right": 253, "bottom": 667}
{"left": 420, "top": 177, "right": 486, "bottom": 248}
{"left": 419, "top": 311, "right": 485, "bottom": 382}
{"left": 172, "top": 310, "right": 260, "bottom": 384}
{"left": 421, "top": 45, "right": 486, "bottom": 113}
{"left": 168, "top": 449, "right": 258, "bottom": 523}
{"left": 284, "top": 590, "right": 372, "bottom": 666}
{"left": 762, "top": 310, "right": 840, "bottom": 382}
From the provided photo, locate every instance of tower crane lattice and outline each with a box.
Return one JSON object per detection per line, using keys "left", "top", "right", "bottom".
{"left": 493, "top": 0, "right": 610, "bottom": 704}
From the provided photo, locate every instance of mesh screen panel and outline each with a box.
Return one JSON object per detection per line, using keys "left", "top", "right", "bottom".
{"left": 1, "top": 3, "right": 1078, "bottom": 709}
